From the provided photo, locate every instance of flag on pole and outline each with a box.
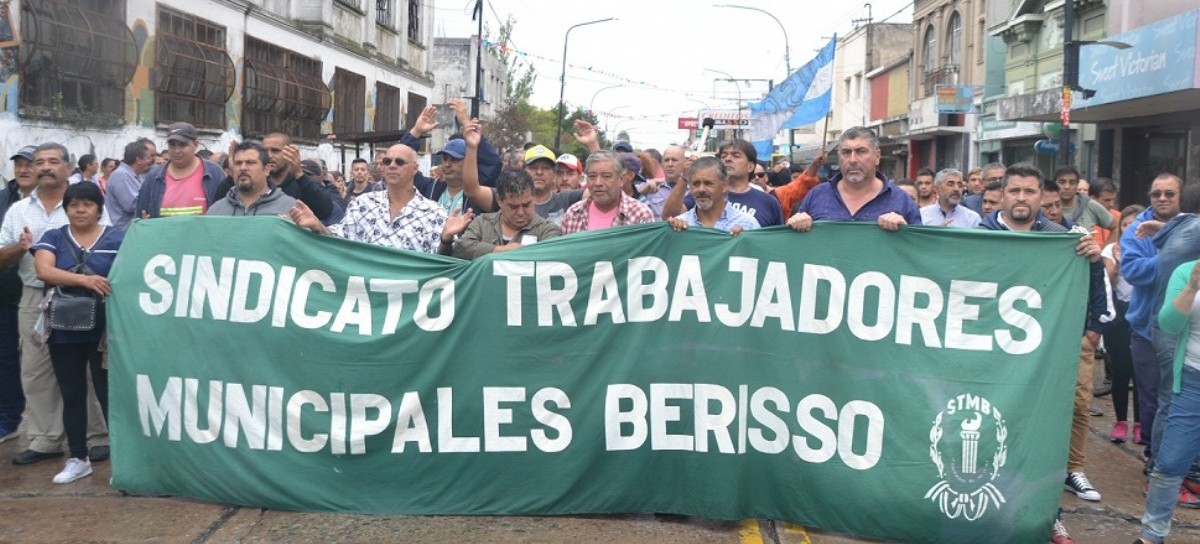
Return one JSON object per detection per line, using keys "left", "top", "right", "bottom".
{"left": 749, "top": 36, "right": 837, "bottom": 159}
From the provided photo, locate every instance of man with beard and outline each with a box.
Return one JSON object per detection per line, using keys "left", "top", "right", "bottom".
{"left": 206, "top": 142, "right": 296, "bottom": 216}
{"left": 215, "top": 132, "right": 339, "bottom": 224}
{"left": 0, "top": 143, "right": 111, "bottom": 465}
{"left": 343, "top": 158, "right": 381, "bottom": 207}
{"left": 666, "top": 140, "right": 783, "bottom": 227}
{"left": 979, "top": 162, "right": 1107, "bottom": 517}
{"left": 787, "top": 126, "right": 920, "bottom": 232}
{"left": 291, "top": 142, "right": 446, "bottom": 254}
{"left": 136, "top": 123, "right": 226, "bottom": 218}
{"left": 666, "top": 156, "right": 758, "bottom": 235}
{"left": 559, "top": 150, "right": 653, "bottom": 234}
{"left": 920, "top": 168, "right": 980, "bottom": 227}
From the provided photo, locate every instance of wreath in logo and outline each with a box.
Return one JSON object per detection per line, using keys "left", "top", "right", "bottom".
{"left": 923, "top": 403, "right": 1008, "bottom": 521}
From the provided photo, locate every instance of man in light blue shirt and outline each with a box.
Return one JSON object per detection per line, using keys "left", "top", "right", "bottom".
{"left": 667, "top": 156, "right": 759, "bottom": 235}
{"left": 104, "top": 138, "right": 156, "bottom": 229}
{"left": 920, "top": 168, "right": 981, "bottom": 228}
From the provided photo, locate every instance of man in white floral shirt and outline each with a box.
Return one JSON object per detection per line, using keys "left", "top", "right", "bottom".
{"left": 291, "top": 143, "right": 447, "bottom": 253}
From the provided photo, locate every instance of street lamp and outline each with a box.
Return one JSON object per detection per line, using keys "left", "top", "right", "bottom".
{"left": 1060, "top": 0, "right": 1132, "bottom": 166}
{"left": 602, "top": 105, "right": 631, "bottom": 135}
{"left": 555, "top": 17, "right": 617, "bottom": 151}
{"left": 714, "top": 4, "right": 790, "bottom": 73}
{"left": 715, "top": 4, "right": 793, "bottom": 151}
{"left": 588, "top": 84, "right": 624, "bottom": 114}
{"left": 705, "top": 68, "right": 743, "bottom": 139}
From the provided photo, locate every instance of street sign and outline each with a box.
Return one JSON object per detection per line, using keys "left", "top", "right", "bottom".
{"left": 1034, "top": 139, "right": 1075, "bottom": 154}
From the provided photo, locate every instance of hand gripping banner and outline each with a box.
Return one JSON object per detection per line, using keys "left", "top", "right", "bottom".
{"left": 108, "top": 218, "right": 1087, "bottom": 543}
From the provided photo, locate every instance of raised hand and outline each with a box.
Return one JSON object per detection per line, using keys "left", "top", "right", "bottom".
{"left": 448, "top": 98, "right": 470, "bottom": 130}
{"left": 573, "top": 119, "right": 599, "bottom": 151}
{"left": 411, "top": 105, "right": 439, "bottom": 137}
{"left": 463, "top": 119, "right": 482, "bottom": 149}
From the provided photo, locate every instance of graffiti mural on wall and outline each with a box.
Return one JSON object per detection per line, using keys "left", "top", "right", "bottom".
{"left": 0, "top": 0, "right": 19, "bottom": 115}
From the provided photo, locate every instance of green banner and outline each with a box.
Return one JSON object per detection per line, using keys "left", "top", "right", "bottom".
{"left": 108, "top": 217, "right": 1087, "bottom": 543}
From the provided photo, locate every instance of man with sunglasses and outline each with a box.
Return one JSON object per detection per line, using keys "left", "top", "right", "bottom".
{"left": 291, "top": 143, "right": 447, "bottom": 254}
{"left": 1120, "top": 174, "right": 1199, "bottom": 505}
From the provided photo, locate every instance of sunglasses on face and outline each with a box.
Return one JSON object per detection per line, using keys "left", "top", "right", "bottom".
{"left": 380, "top": 157, "right": 408, "bottom": 167}
{"left": 753, "top": 172, "right": 768, "bottom": 178}
{"left": 1149, "top": 190, "right": 1178, "bottom": 199}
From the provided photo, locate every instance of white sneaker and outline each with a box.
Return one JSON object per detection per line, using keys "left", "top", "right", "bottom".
{"left": 1065, "top": 471, "right": 1101, "bottom": 501}
{"left": 52, "top": 457, "right": 92, "bottom": 484}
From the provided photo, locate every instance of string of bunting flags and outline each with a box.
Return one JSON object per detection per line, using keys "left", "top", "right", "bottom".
{"left": 481, "top": 39, "right": 720, "bottom": 104}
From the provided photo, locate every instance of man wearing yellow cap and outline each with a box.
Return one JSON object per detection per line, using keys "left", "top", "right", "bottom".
{"left": 525, "top": 145, "right": 583, "bottom": 227}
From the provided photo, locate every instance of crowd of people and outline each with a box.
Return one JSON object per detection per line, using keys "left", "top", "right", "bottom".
{"left": 0, "top": 99, "right": 1196, "bottom": 543}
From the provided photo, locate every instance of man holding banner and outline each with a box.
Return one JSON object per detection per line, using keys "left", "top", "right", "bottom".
{"left": 786, "top": 127, "right": 920, "bottom": 232}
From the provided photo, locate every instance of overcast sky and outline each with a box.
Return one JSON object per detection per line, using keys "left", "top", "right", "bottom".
{"left": 435, "top": 0, "right": 915, "bottom": 149}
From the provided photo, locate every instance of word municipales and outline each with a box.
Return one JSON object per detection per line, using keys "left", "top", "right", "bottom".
{"left": 134, "top": 254, "right": 1049, "bottom": 354}
{"left": 136, "top": 376, "right": 886, "bottom": 469}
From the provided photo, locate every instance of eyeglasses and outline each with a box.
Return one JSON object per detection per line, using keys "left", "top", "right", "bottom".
{"left": 753, "top": 172, "right": 768, "bottom": 178}
{"left": 1149, "top": 190, "right": 1178, "bottom": 199}
{"left": 984, "top": 177, "right": 1004, "bottom": 182}
{"left": 380, "top": 157, "right": 408, "bottom": 167}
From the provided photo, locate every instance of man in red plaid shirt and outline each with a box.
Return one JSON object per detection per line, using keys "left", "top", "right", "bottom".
{"left": 560, "top": 150, "right": 654, "bottom": 234}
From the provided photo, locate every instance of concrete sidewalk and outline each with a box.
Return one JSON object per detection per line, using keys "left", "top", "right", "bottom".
{"left": 0, "top": 388, "right": 1196, "bottom": 543}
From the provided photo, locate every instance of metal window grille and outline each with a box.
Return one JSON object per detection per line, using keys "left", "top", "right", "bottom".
{"left": 18, "top": 0, "right": 135, "bottom": 119}
{"left": 376, "top": 0, "right": 391, "bottom": 26}
{"left": 242, "top": 37, "right": 331, "bottom": 142}
{"left": 407, "top": 0, "right": 419, "bottom": 41}
{"left": 154, "top": 6, "right": 234, "bottom": 129}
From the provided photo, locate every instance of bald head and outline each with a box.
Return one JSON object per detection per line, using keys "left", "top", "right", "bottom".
{"left": 380, "top": 143, "right": 420, "bottom": 190}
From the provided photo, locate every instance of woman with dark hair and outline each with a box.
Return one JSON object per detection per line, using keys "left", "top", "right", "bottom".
{"left": 31, "top": 182, "right": 124, "bottom": 484}
{"left": 1102, "top": 204, "right": 1144, "bottom": 443}
{"left": 97, "top": 158, "right": 119, "bottom": 194}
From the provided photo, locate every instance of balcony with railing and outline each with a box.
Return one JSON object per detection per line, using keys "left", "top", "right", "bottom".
{"left": 923, "top": 64, "right": 960, "bottom": 97}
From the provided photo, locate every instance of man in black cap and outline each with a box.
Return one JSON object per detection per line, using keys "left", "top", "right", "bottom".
{"left": 0, "top": 145, "right": 35, "bottom": 444}
{"left": 136, "top": 122, "right": 226, "bottom": 218}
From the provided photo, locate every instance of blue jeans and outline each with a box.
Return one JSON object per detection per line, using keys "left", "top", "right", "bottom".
{"left": 0, "top": 302, "right": 23, "bottom": 430}
{"left": 1142, "top": 367, "right": 1200, "bottom": 542}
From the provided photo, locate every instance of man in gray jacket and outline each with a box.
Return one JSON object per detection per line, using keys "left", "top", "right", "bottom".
{"left": 446, "top": 169, "right": 560, "bottom": 260}
{"left": 207, "top": 142, "right": 296, "bottom": 217}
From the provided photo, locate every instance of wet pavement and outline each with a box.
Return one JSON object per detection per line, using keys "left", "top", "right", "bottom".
{"left": 1, "top": 375, "right": 1197, "bottom": 543}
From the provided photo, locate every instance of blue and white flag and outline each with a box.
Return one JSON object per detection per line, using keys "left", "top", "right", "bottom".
{"left": 749, "top": 36, "right": 837, "bottom": 158}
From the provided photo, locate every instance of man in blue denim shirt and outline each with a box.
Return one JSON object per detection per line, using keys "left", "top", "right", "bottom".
{"left": 786, "top": 126, "right": 921, "bottom": 232}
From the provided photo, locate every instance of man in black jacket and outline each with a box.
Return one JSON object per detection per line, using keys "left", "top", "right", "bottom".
{"left": 0, "top": 145, "right": 35, "bottom": 443}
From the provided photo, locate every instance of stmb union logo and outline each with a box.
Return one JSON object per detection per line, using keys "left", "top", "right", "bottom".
{"left": 924, "top": 393, "right": 1008, "bottom": 521}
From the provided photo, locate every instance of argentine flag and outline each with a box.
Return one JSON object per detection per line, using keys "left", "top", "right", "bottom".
{"left": 749, "top": 36, "right": 837, "bottom": 158}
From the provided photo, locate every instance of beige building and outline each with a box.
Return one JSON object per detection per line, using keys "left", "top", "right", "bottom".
{"left": 903, "top": 0, "right": 990, "bottom": 175}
